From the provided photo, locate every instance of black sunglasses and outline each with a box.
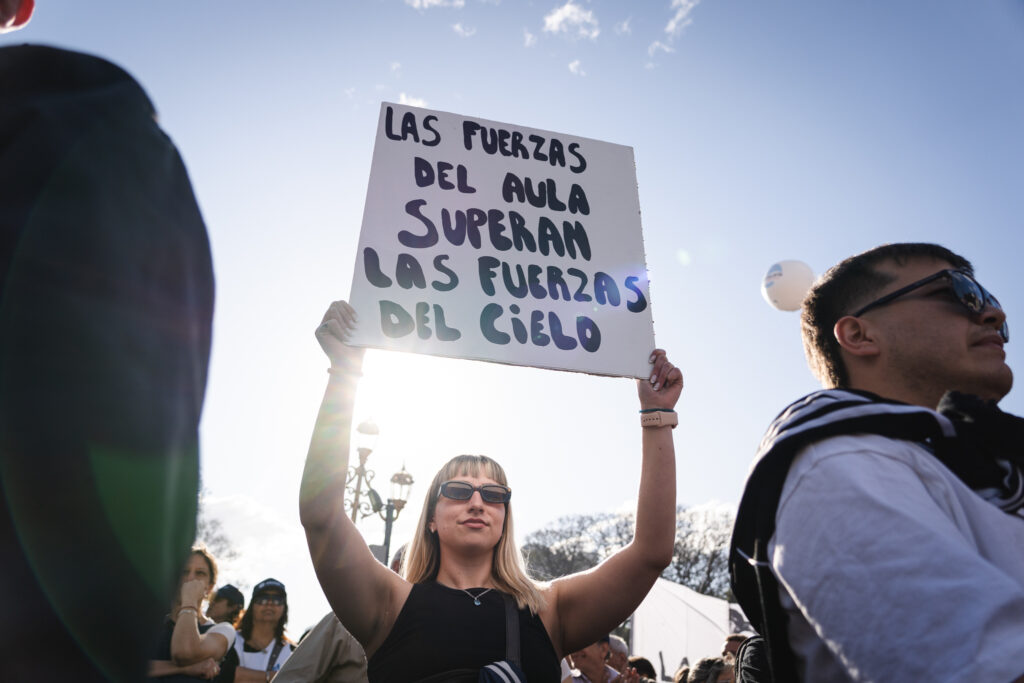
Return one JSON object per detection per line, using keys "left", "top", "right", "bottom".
{"left": 851, "top": 269, "right": 1008, "bottom": 342}
{"left": 254, "top": 595, "right": 285, "bottom": 606}
{"left": 438, "top": 480, "right": 512, "bottom": 504}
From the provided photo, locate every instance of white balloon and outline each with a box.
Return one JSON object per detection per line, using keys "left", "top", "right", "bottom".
{"left": 761, "top": 260, "right": 815, "bottom": 311}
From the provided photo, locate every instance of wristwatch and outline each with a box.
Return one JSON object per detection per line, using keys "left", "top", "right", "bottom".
{"left": 640, "top": 410, "right": 678, "bottom": 429}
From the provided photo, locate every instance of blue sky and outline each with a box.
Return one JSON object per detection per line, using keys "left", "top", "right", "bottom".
{"left": 9, "top": 0, "right": 1024, "bottom": 631}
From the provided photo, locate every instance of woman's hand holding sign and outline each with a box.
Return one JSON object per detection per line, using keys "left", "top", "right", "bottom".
{"left": 316, "top": 300, "right": 365, "bottom": 377}
{"left": 639, "top": 348, "right": 683, "bottom": 410}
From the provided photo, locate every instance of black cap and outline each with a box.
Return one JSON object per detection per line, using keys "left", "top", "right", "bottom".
{"left": 213, "top": 584, "right": 244, "bottom": 607}
{"left": 252, "top": 578, "right": 286, "bottom": 600}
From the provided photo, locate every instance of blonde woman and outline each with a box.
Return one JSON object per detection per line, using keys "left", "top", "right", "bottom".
{"left": 301, "top": 301, "right": 682, "bottom": 682}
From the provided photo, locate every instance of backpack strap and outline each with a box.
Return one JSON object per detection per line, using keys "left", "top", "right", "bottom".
{"left": 477, "top": 596, "right": 526, "bottom": 683}
{"left": 266, "top": 638, "right": 286, "bottom": 674}
{"left": 750, "top": 537, "right": 794, "bottom": 681}
{"left": 502, "top": 593, "right": 521, "bottom": 668}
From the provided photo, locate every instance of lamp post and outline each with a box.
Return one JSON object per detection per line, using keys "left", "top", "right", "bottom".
{"left": 345, "top": 420, "right": 379, "bottom": 523}
{"left": 380, "top": 465, "right": 414, "bottom": 566}
{"left": 344, "top": 420, "right": 414, "bottom": 566}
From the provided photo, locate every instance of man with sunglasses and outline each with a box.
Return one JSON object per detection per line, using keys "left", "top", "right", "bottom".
{"left": 730, "top": 243, "right": 1024, "bottom": 682}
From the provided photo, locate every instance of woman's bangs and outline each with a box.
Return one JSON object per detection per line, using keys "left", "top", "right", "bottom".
{"left": 444, "top": 455, "right": 507, "bottom": 486}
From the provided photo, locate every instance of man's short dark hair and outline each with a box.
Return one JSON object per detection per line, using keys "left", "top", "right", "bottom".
{"left": 628, "top": 656, "right": 657, "bottom": 679}
{"left": 801, "top": 243, "right": 972, "bottom": 387}
{"left": 214, "top": 584, "right": 244, "bottom": 607}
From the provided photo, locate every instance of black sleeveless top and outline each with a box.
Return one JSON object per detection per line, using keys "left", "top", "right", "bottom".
{"left": 368, "top": 581, "right": 560, "bottom": 682}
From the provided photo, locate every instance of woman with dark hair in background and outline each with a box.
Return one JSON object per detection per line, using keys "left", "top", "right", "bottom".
{"left": 217, "top": 579, "right": 294, "bottom": 682}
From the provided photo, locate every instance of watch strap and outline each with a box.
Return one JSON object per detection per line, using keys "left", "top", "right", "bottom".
{"left": 641, "top": 410, "right": 678, "bottom": 428}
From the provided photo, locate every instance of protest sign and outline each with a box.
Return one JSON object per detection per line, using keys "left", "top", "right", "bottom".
{"left": 348, "top": 102, "right": 656, "bottom": 378}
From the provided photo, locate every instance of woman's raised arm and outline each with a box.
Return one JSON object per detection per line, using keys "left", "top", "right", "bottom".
{"left": 299, "top": 301, "right": 408, "bottom": 654}
{"left": 543, "top": 349, "right": 682, "bottom": 656}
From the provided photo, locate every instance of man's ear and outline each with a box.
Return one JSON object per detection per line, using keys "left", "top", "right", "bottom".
{"left": 834, "top": 315, "right": 881, "bottom": 357}
{"left": 0, "top": 0, "right": 35, "bottom": 32}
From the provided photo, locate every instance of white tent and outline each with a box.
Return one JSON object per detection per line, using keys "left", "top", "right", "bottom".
{"left": 630, "top": 578, "right": 731, "bottom": 680}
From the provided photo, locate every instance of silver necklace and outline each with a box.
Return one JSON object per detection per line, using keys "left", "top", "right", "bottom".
{"left": 460, "top": 587, "right": 493, "bottom": 606}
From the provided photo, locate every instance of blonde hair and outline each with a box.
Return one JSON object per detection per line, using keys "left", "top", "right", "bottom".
{"left": 402, "top": 454, "right": 546, "bottom": 615}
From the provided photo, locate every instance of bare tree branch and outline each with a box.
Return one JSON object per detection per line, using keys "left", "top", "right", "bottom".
{"left": 195, "top": 492, "right": 239, "bottom": 563}
{"left": 522, "top": 504, "right": 734, "bottom": 599}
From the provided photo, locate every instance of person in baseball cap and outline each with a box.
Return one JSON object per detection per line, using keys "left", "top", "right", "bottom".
{"left": 207, "top": 584, "right": 245, "bottom": 625}
{"left": 217, "top": 578, "right": 294, "bottom": 680}
{"left": 252, "top": 578, "right": 287, "bottom": 600}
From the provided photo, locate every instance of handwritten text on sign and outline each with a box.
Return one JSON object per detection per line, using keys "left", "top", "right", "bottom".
{"left": 348, "top": 103, "right": 655, "bottom": 378}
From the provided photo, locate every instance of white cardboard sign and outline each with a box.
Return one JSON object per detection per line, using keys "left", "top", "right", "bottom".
{"left": 348, "top": 102, "right": 655, "bottom": 379}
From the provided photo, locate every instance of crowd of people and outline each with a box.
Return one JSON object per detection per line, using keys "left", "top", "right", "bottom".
{"left": 146, "top": 547, "right": 296, "bottom": 682}
{"left": 559, "top": 632, "right": 746, "bottom": 683}
{"left": 145, "top": 541, "right": 750, "bottom": 683}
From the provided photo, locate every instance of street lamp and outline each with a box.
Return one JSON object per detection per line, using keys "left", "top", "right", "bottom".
{"left": 345, "top": 419, "right": 379, "bottom": 522}
{"left": 344, "top": 420, "right": 414, "bottom": 565}
{"left": 372, "top": 465, "right": 414, "bottom": 567}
